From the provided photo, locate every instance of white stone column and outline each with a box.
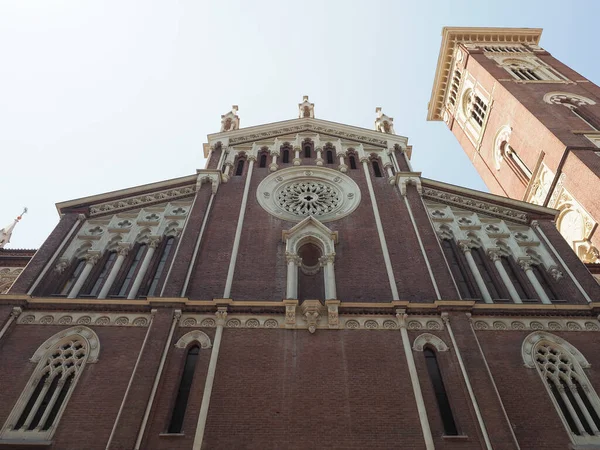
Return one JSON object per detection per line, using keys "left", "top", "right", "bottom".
{"left": 459, "top": 243, "right": 493, "bottom": 303}
{"left": 222, "top": 162, "right": 232, "bottom": 181}
{"left": 67, "top": 252, "right": 100, "bottom": 298}
{"left": 193, "top": 308, "right": 227, "bottom": 450}
{"left": 519, "top": 260, "right": 552, "bottom": 304}
{"left": 487, "top": 250, "right": 522, "bottom": 304}
{"left": 269, "top": 151, "right": 279, "bottom": 172}
{"left": 315, "top": 148, "right": 324, "bottom": 166}
{"left": 397, "top": 311, "right": 434, "bottom": 450}
{"left": 338, "top": 154, "right": 348, "bottom": 173}
{"left": 0, "top": 307, "right": 21, "bottom": 342}
{"left": 286, "top": 253, "right": 299, "bottom": 299}
{"left": 293, "top": 147, "right": 301, "bottom": 165}
{"left": 320, "top": 255, "right": 337, "bottom": 300}
{"left": 97, "top": 244, "right": 131, "bottom": 299}
{"left": 127, "top": 237, "right": 161, "bottom": 300}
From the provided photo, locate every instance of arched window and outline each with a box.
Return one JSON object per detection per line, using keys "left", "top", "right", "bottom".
{"left": 441, "top": 239, "right": 478, "bottom": 299}
{"left": 235, "top": 159, "right": 244, "bottom": 176}
{"left": 259, "top": 153, "right": 267, "bottom": 168}
{"left": 524, "top": 333, "right": 600, "bottom": 444}
{"left": 282, "top": 149, "right": 290, "bottom": 164}
{"left": 500, "top": 58, "right": 564, "bottom": 82}
{"left": 544, "top": 93, "right": 599, "bottom": 131}
{"left": 349, "top": 155, "right": 357, "bottom": 170}
{"left": 146, "top": 237, "right": 175, "bottom": 297}
{"left": 117, "top": 244, "right": 146, "bottom": 297}
{"left": 471, "top": 247, "right": 503, "bottom": 300}
{"left": 86, "top": 251, "right": 117, "bottom": 297}
{"left": 532, "top": 264, "right": 558, "bottom": 301}
{"left": 500, "top": 142, "right": 532, "bottom": 185}
{"left": 304, "top": 145, "right": 311, "bottom": 158}
{"left": 372, "top": 160, "right": 383, "bottom": 177}
{"left": 501, "top": 256, "right": 536, "bottom": 301}
{"left": 424, "top": 348, "right": 458, "bottom": 436}
{"left": 326, "top": 150, "right": 334, "bottom": 164}
{"left": 471, "top": 95, "right": 487, "bottom": 126}
{"left": 1, "top": 327, "right": 99, "bottom": 441}
{"left": 58, "top": 259, "right": 86, "bottom": 296}
{"left": 168, "top": 345, "right": 199, "bottom": 433}
{"left": 448, "top": 70, "right": 462, "bottom": 107}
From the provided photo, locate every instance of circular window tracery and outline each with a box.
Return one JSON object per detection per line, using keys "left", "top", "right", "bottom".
{"left": 257, "top": 167, "right": 360, "bottom": 222}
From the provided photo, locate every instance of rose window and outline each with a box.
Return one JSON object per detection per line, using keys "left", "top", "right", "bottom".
{"left": 276, "top": 181, "right": 342, "bottom": 217}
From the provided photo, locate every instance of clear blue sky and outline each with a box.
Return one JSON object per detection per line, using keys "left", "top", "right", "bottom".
{"left": 1, "top": 0, "right": 599, "bottom": 249}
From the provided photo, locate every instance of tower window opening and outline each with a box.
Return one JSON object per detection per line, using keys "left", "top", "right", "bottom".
{"left": 449, "top": 70, "right": 462, "bottom": 107}
{"left": 304, "top": 145, "right": 311, "bottom": 158}
{"left": 282, "top": 149, "right": 290, "bottom": 164}
{"left": 424, "top": 348, "right": 459, "bottom": 436}
{"left": 235, "top": 160, "right": 245, "bottom": 176}
{"left": 349, "top": 155, "right": 357, "bottom": 170}
{"left": 259, "top": 154, "right": 267, "bottom": 168}
{"left": 471, "top": 95, "right": 487, "bottom": 127}
{"left": 326, "top": 150, "right": 334, "bottom": 164}
{"left": 372, "top": 160, "right": 383, "bottom": 178}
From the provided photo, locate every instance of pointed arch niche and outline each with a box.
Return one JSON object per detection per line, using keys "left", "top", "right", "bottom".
{"left": 283, "top": 216, "right": 338, "bottom": 301}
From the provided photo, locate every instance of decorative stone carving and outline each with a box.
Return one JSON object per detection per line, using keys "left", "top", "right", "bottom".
{"left": 413, "top": 333, "right": 450, "bottom": 352}
{"left": 174, "top": 330, "right": 212, "bottom": 349}
{"left": 89, "top": 186, "right": 195, "bottom": 216}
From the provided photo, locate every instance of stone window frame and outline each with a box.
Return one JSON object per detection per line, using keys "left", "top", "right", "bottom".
{"left": 0, "top": 326, "right": 100, "bottom": 443}
{"left": 492, "top": 55, "right": 568, "bottom": 83}
{"left": 522, "top": 332, "right": 600, "bottom": 445}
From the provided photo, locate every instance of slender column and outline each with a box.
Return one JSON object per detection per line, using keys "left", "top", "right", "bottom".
{"left": 127, "top": 237, "right": 160, "bottom": 300}
{"left": 531, "top": 220, "right": 590, "bottom": 303}
{"left": 443, "top": 313, "right": 493, "bottom": 450}
{"left": 487, "top": 250, "right": 522, "bottom": 304}
{"left": 361, "top": 158, "right": 399, "bottom": 300}
{"left": 36, "top": 378, "right": 66, "bottom": 430}
{"left": 338, "top": 154, "right": 348, "bottom": 173}
{"left": 519, "top": 260, "right": 551, "bottom": 304}
{"left": 557, "top": 383, "right": 587, "bottom": 435}
{"left": 320, "top": 255, "right": 337, "bottom": 300}
{"left": 106, "top": 310, "right": 156, "bottom": 450}
{"left": 569, "top": 383, "right": 600, "bottom": 435}
{"left": 397, "top": 311, "right": 434, "bottom": 450}
{"left": 193, "top": 308, "right": 227, "bottom": 450}
{"left": 28, "top": 214, "right": 85, "bottom": 295}
{"left": 385, "top": 164, "right": 394, "bottom": 179}
{"left": 223, "top": 157, "right": 255, "bottom": 298}
{"left": 67, "top": 252, "right": 100, "bottom": 298}
{"left": 315, "top": 149, "right": 324, "bottom": 166}
{"left": 222, "top": 162, "right": 232, "bottom": 181}
{"left": 403, "top": 195, "right": 441, "bottom": 300}
{"left": 269, "top": 151, "right": 279, "bottom": 172}
{"left": 98, "top": 244, "right": 131, "bottom": 299}
{"left": 293, "top": 148, "right": 301, "bottom": 165}
{"left": 388, "top": 148, "right": 400, "bottom": 172}
{"left": 22, "top": 378, "right": 53, "bottom": 429}
{"left": 0, "top": 307, "right": 21, "bottom": 342}
{"left": 134, "top": 310, "right": 181, "bottom": 450}
{"left": 286, "top": 254, "right": 299, "bottom": 299}
{"left": 460, "top": 243, "right": 493, "bottom": 303}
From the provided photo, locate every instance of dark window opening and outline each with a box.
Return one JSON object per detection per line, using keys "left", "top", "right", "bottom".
{"left": 43, "top": 374, "right": 74, "bottom": 430}
{"left": 118, "top": 244, "right": 146, "bottom": 297}
{"left": 58, "top": 259, "right": 86, "bottom": 296}
{"left": 282, "top": 149, "right": 290, "bottom": 164}
{"left": 563, "top": 378, "right": 591, "bottom": 435}
{"left": 235, "top": 160, "right": 244, "bottom": 176}
{"left": 15, "top": 373, "right": 49, "bottom": 430}
{"left": 168, "top": 346, "right": 200, "bottom": 433}
{"left": 259, "top": 153, "right": 267, "bottom": 168}
{"left": 29, "top": 374, "right": 60, "bottom": 430}
{"left": 532, "top": 264, "right": 558, "bottom": 301}
{"left": 576, "top": 379, "right": 600, "bottom": 430}
{"left": 502, "top": 256, "right": 535, "bottom": 300}
{"left": 424, "top": 348, "right": 458, "bottom": 436}
{"left": 88, "top": 252, "right": 117, "bottom": 297}
{"left": 372, "top": 160, "right": 382, "bottom": 177}
{"left": 471, "top": 247, "right": 502, "bottom": 299}
{"left": 550, "top": 381, "right": 579, "bottom": 434}
{"left": 441, "top": 240, "right": 478, "bottom": 299}
{"left": 304, "top": 145, "right": 311, "bottom": 158}
{"left": 349, "top": 155, "right": 357, "bottom": 169}
{"left": 326, "top": 150, "right": 334, "bottom": 164}
{"left": 146, "top": 237, "right": 175, "bottom": 297}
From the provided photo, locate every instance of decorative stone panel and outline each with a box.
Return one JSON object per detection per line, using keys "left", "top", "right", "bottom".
{"left": 17, "top": 311, "right": 151, "bottom": 327}
{"left": 471, "top": 317, "right": 600, "bottom": 332}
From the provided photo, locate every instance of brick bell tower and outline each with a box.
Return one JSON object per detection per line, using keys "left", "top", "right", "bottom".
{"left": 427, "top": 27, "right": 600, "bottom": 264}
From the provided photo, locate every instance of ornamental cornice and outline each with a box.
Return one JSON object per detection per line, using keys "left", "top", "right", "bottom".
{"left": 471, "top": 316, "right": 600, "bottom": 332}
{"left": 422, "top": 187, "right": 529, "bottom": 224}
{"left": 89, "top": 185, "right": 196, "bottom": 216}
{"left": 16, "top": 311, "right": 152, "bottom": 327}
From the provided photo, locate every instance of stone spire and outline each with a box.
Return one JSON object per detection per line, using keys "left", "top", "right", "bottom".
{"left": 0, "top": 208, "right": 27, "bottom": 249}
{"left": 299, "top": 96, "right": 314, "bottom": 118}
{"left": 220, "top": 105, "right": 240, "bottom": 132}
{"left": 374, "top": 107, "right": 396, "bottom": 134}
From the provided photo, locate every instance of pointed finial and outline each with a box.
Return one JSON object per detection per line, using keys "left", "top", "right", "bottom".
{"left": 299, "top": 95, "right": 314, "bottom": 118}
{"left": 0, "top": 207, "right": 28, "bottom": 249}
{"left": 374, "top": 108, "right": 395, "bottom": 134}
{"left": 220, "top": 106, "right": 240, "bottom": 132}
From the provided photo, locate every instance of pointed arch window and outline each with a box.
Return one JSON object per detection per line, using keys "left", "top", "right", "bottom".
{"left": 259, "top": 153, "right": 267, "bottom": 168}
{"left": 471, "top": 247, "right": 503, "bottom": 299}
{"left": 146, "top": 237, "right": 175, "bottom": 296}
{"left": 326, "top": 150, "right": 334, "bottom": 164}
{"left": 1, "top": 327, "right": 98, "bottom": 441}
{"left": 441, "top": 239, "right": 478, "bottom": 299}
{"left": 168, "top": 345, "right": 199, "bottom": 433}
{"left": 524, "top": 333, "right": 600, "bottom": 444}
{"left": 282, "top": 149, "right": 290, "bottom": 164}
{"left": 349, "top": 155, "right": 357, "bottom": 170}
{"left": 58, "top": 259, "right": 86, "bottom": 296}
{"left": 372, "top": 160, "right": 383, "bottom": 178}
{"left": 235, "top": 159, "right": 245, "bottom": 176}
{"left": 424, "top": 348, "right": 458, "bottom": 436}
{"left": 304, "top": 145, "right": 312, "bottom": 158}
{"left": 117, "top": 244, "right": 146, "bottom": 297}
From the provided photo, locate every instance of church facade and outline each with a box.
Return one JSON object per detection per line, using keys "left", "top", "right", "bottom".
{"left": 1, "top": 31, "right": 600, "bottom": 450}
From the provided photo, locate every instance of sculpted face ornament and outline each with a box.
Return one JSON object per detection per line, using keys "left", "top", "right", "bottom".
{"left": 257, "top": 166, "right": 360, "bottom": 222}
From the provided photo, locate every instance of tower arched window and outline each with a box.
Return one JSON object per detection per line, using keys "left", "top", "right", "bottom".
{"left": 168, "top": 345, "right": 200, "bottom": 433}
{"left": 235, "top": 159, "right": 245, "bottom": 176}
{"left": 524, "top": 333, "right": 600, "bottom": 444}
{"left": 500, "top": 141, "right": 532, "bottom": 185}
{"left": 1, "top": 327, "right": 99, "bottom": 442}
{"left": 349, "top": 155, "right": 357, "bottom": 170}
{"left": 304, "top": 145, "right": 311, "bottom": 158}
{"left": 424, "top": 348, "right": 459, "bottom": 436}
{"left": 146, "top": 236, "right": 175, "bottom": 297}
{"left": 282, "top": 149, "right": 290, "bottom": 164}
{"left": 500, "top": 57, "right": 565, "bottom": 82}
{"left": 372, "top": 160, "right": 383, "bottom": 178}
{"left": 259, "top": 153, "right": 267, "bottom": 168}
{"left": 544, "top": 93, "right": 599, "bottom": 131}
{"left": 326, "top": 150, "right": 334, "bottom": 164}
{"left": 116, "top": 244, "right": 146, "bottom": 297}
{"left": 448, "top": 70, "right": 462, "bottom": 107}
{"left": 57, "top": 259, "right": 86, "bottom": 296}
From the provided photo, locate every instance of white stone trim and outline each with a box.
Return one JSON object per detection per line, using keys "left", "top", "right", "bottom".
{"left": 521, "top": 331, "right": 590, "bottom": 369}
{"left": 472, "top": 317, "right": 600, "bottom": 332}
{"left": 17, "top": 312, "right": 151, "bottom": 327}
{"left": 412, "top": 333, "right": 449, "bottom": 352}
{"left": 174, "top": 330, "right": 212, "bottom": 349}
